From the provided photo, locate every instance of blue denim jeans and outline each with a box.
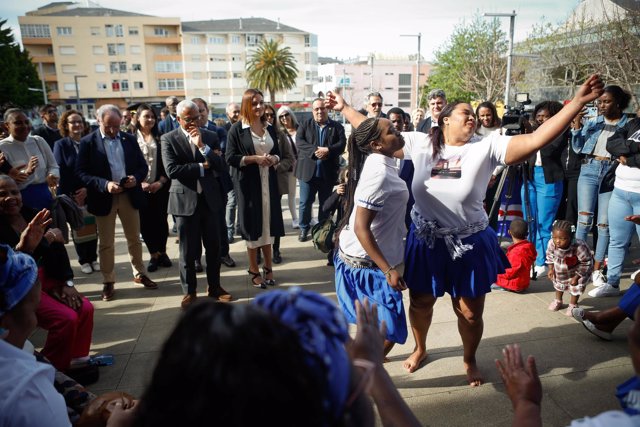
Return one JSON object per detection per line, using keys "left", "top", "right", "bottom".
{"left": 521, "top": 166, "right": 563, "bottom": 266}
{"left": 607, "top": 188, "right": 640, "bottom": 287}
{"left": 298, "top": 177, "right": 332, "bottom": 232}
{"left": 575, "top": 158, "right": 615, "bottom": 262}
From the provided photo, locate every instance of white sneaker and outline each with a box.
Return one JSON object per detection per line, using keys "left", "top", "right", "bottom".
{"left": 631, "top": 269, "right": 640, "bottom": 282}
{"left": 588, "top": 283, "right": 620, "bottom": 298}
{"left": 292, "top": 219, "right": 299, "bottom": 229}
{"left": 91, "top": 261, "right": 101, "bottom": 272}
{"left": 534, "top": 265, "right": 547, "bottom": 277}
{"left": 80, "top": 263, "right": 93, "bottom": 274}
{"left": 592, "top": 270, "right": 607, "bottom": 287}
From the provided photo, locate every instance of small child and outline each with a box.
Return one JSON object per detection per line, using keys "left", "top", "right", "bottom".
{"left": 546, "top": 220, "right": 594, "bottom": 316}
{"left": 493, "top": 219, "right": 537, "bottom": 292}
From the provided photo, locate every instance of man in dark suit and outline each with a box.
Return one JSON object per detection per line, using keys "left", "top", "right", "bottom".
{"left": 31, "top": 104, "right": 61, "bottom": 150}
{"left": 161, "top": 100, "right": 231, "bottom": 309}
{"left": 295, "top": 98, "right": 346, "bottom": 242}
{"left": 416, "top": 89, "right": 447, "bottom": 133}
{"left": 158, "top": 96, "right": 180, "bottom": 135}
{"left": 76, "top": 104, "right": 158, "bottom": 301}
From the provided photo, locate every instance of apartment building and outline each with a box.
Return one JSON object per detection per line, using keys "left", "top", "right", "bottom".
{"left": 314, "top": 55, "right": 430, "bottom": 112}
{"left": 181, "top": 18, "right": 318, "bottom": 109}
{"left": 19, "top": 2, "right": 182, "bottom": 117}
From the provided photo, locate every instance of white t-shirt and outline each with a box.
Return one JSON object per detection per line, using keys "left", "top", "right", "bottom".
{"left": 615, "top": 128, "right": 640, "bottom": 193}
{"left": 339, "top": 153, "right": 409, "bottom": 266}
{"left": 402, "top": 131, "right": 509, "bottom": 232}
{"left": 569, "top": 411, "right": 640, "bottom": 427}
{"left": 0, "top": 339, "right": 71, "bottom": 427}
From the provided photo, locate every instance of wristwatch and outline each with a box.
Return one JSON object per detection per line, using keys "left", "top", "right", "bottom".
{"left": 65, "top": 280, "right": 74, "bottom": 287}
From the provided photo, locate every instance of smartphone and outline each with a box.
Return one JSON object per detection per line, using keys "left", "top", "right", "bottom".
{"left": 90, "top": 354, "right": 114, "bottom": 366}
{"left": 119, "top": 177, "right": 129, "bottom": 187}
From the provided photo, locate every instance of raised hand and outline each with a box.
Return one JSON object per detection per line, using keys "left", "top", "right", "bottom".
{"left": 573, "top": 74, "right": 605, "bottom": 106}
{"left": 16, "top": 209, "right": 52, "bottom": 253}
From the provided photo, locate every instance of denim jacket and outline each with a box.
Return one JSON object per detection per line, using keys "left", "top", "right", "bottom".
{"left": 571, "top": 114, "right": 629, "bottom": 155}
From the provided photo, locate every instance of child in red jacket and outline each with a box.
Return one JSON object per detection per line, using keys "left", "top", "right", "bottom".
{"left": 493, "top": 219, "right": 537, "bottom": 292}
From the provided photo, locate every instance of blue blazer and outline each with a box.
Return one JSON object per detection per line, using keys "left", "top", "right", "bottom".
{"left": 159, "top": 115, "right": 179, "bottom": 135}
{"left": 53, "top": 136, "right": 84, "bottom": 196}
{"left": 75, "top": 129, "right": 148, "bottom": 216}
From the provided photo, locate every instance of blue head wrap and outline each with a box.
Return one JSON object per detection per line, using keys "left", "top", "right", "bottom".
{"left": 0, "top": 244, "right": 38, "bottom": 316}
{"left": 253, "top": 287, "right": 351, "bottom": 421}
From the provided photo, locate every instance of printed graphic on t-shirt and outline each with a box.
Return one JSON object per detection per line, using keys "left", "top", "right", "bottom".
{"left": 431, "top": 156, "right": 462, "bottom": 179}
{"left": 630, "top": 129, "right": 640, "bottom": 143}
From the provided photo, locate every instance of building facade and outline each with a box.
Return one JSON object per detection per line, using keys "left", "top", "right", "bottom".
{"left": 19, "top": 2, "right": 182, "bottom": 117}
{"left": 181, "top": 18, "right": 318, "bottom": 109}
{"left": 313, "top": 55, "right": 431, "bottom": 112}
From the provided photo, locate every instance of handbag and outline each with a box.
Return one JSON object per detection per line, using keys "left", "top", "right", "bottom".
{"left": 599, "top": 161, "right": 619, "bottom": 194}
{"left": 311, "top": 211, "right": 337, "bottom": 254}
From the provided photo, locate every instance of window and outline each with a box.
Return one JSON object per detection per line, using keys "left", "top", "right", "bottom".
{"left": 192, "top": 54, "right": 201, "bottom": 62}
{"left": 232, "top": 72, "right": 242, "bottom": 78}
{"left": 325, "top": 75, "right": 333, "bottom": 82}
{"left": 398, "top": 101, "right": 411, "bottom": 108}
{"left": 49, "top": 82, "right": 58, "bottom": 92}
{"left": 114, "top": 25, "right": 124, "bottom": 37}
{"left": 398, "top": 87, "right": 411, "bottom": 92}
{"left": 246, "top": 34, "right": 262, "bottom": 47}
{"left": 191, "top": 36, "right": 200, "bottom": 44}
{"left": 61, "top": 64, "right": 77, "bottom": 74}
{"left": 47, "top": 46, "right": 53, "bottom": 55}
{"left": 97, "top": 82, "right": 108, "bottom": 91}
{"left": 231, "top": 35, "right": 241, "bottom": 44}
{"left": 131, "top": 64, "right": 142, "bottom": 71}
{"left": 130, "top": 45, "right": 141, "bottom": 54}
{"left": 398, "top": 74, "right": 411, "bottom": 86}
{"left": 128, "top": 27, "right": 139, "bottom": 36}
{"left": 384, "top": 72, "right": 394, "bottom": 76}
{"left": 304, "top": 35, "right": 310, "bottom": 47}
{"left": 208, "top": 36, "right": 225, "bottom": 45}
{"left": 398, "top": 93, "right": 411, "bottom": 100}
{"left": 90, "top": 26, "right": 100, "bottom": 36}
{"left": 210, "top": 72, "right": 227, "bottom": 79}
{"left": 56, "top": 27, "right": 72, "bottom": 36}
{"left": 105, "top": 25, "right": 114, "bottom": 37}
{"left": 111, "top": 79, "right": 129, "bottom": 91}
{"left": 209, "top": 55, "right": 225, "bottom": 62}
{"left": 107, "top": 43, "right": 125, "bottom": 56}
{"left": 231, "top": 55, "right": 241, "bottom": 62}
{"left": 154, "top": 27, "right": 169, "bottom": 37}
{"left": 155, "top": 61, "right": 183, "bottom": 73}
{"left": 155, "top": 46, "right": 170, "bottom": 54}
{"left": 59, "top": 46, "right": 76, "bottom": 55}
{"left": 95, "top": 64, "right": 106, "bottom": 73}
{"left": 134, "top": 81, "right": 144, "bottom": 89}
{"left": 20, "top": 24, "right": 50, "bottom": 38}
{"left": 304, "top": 52, "right": 311, "bottom": 63}
{"left": 63, "top": 83, "right": 76, "bottom": 92}
{"left": 193, "top": 72, "right": 202, "bottom": 79}
{"left": 110, "top": 61, "right": 127, "bottom": 73}
{"left": 157, "top": 78, "right": 184, "bottom": 91}
{"left": 92, "top": 45, "right": 104, "bottom": 55}
{"left": 305, "top": 71, "right": 311, "bottom": 80}
{"left": 121, "top": 80, "right": 129, "bottom": 91}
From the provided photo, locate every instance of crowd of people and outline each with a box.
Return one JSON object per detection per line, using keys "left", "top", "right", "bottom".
{"left": 3, "top": 73, "right": 640, "bottom": 425}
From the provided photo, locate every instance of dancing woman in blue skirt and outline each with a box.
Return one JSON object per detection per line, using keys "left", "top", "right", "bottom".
{"left": 334, "top": 117, "right": 409, "bottom": 356}
{"left": 328, "top": 75, "right": 605, "bottom": 386}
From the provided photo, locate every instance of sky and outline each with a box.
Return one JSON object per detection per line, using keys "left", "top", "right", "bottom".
{"left": 1, "top": 0, "right": 581, "bottom": 61}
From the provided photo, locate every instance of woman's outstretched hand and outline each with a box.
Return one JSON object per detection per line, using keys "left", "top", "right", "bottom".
{"left": 325, "top": 91, "right": 346, "bottom": 112}
{"left": 495, "top": 344, "right": 542, "bottom": 409}
{"left": 573, "top": 74, "right": 605, "bottom": 106}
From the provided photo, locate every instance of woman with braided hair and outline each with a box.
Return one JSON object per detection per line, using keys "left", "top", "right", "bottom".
{"left": 327, "top": 74, "right": 604, "bottom": 386}
{"left": 334, "top": 117, "right": 409, "bottom": 356}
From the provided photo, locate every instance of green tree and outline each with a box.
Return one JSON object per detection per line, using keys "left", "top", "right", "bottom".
{"left": 423, "top": 16, "right": 507, "bottom": 104}
{"left": 246, "top": 39, "right": 298, "bottom": 104}
{"left": 0, "top": 19, "right": 45, "bottom": 108}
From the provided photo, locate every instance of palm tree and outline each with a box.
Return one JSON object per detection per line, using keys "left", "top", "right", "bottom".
{"left": 246, "top": 39, "right": 298, "bottom": 104}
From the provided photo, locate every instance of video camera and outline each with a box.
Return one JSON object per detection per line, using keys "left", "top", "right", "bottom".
{"left": 502, "top": 93, "right": 532, "bottom": 136}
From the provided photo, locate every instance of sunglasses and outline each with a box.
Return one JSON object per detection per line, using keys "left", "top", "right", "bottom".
{"left": 264, "top": 113, "right": 275, "bottom": 118}
{"left": 279, "top": 112, "right": 291, "bottom": 119}
{"left": 370, "top": 103, "right": 382, "bottom": 107}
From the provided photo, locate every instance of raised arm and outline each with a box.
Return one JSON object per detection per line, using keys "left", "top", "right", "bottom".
{"left": 325, "top": 91, "right": 367, "bottom": 129}
{"left": 504, "top": 75, "right": 604, "bottom": 165}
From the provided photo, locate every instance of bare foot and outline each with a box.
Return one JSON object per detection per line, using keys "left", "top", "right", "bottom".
{"left": 464, "top": 361, "right": 484, "bottom": 387}
{"left": 403, "top": 349, "right": 428, "bottom": 373}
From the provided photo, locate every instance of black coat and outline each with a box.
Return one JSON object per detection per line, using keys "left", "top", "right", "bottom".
{"left": 294, "top": 118, "right": 346, "bottom": 184}
{"left": 225, "top": 122, "right": 284, "bottom": 241}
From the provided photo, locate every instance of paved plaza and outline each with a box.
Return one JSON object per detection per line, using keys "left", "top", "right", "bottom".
{"left": 31, "top": 204, "right": 638, "bottom": 426}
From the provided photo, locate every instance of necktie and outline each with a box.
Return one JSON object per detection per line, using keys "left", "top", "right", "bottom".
{"left": 190, "top": 139, "right": 202, "bottom": 194}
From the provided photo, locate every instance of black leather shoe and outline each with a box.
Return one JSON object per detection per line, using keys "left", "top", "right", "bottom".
{"left": 273, "top": 250, "right": 282, "bottom": 264}
{"left": 159, "top": 253, "right": 172, "bottom": 268}
{"left": 220, "top": 255, "right": 236, "bottom": 267}
{"left": 298, "top": 229, "right": 309, "bottom": 242}
{"left": 147, "top": 257, "right": 159, "bottom": 272}
{"left": 194, "top": 259, "right": 204, "bottom": 273}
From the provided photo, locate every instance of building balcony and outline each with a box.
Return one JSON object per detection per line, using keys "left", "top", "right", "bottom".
{"left": 44, "top": 74, "right": 58, "bottom": 82}
{"left": 154, "top": 72, "right": 183, "bottom": 79}
{"left": 153, "top": 54, "right": 183, "bottom": 61}
{"left": 144, "top": 36, "right": 181, "bottom": 45}
{"left": 31, "top": 55, "right": 55, "bottom": 63}
{"left": 157, "top": 89, "right": 186, "bottom": 96}
{"left": 22, "top": 37, "right": 52, "bottom": 45}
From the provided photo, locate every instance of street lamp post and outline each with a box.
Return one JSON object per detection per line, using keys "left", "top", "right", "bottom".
{"left": 73, "top": 74, "right": 87, "bottom": 108}
{"left": 483, "top": 11, "right": 516, "bottom": 108}
{"left": 400, "top": 33, "right": 422, "bottom": 109}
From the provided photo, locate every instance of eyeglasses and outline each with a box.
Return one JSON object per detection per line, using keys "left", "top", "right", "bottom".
{"left": 279, "top": 112, "right": 291, "bottom": 119}
{"left": 180, "top": 116, "right": 198, "bottom": 123}
{"left": 264, "top": 113, "right": 275, "bottom": 118}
